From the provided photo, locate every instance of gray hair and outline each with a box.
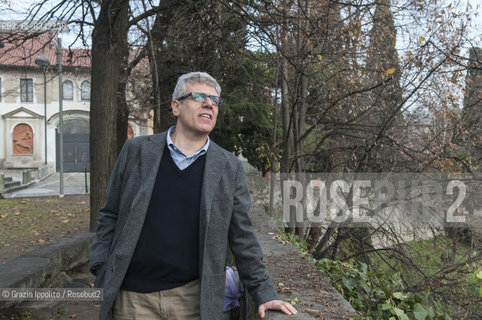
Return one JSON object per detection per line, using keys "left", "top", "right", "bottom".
{"left": 172, "top": 72, "right": 222, "bottom": 101}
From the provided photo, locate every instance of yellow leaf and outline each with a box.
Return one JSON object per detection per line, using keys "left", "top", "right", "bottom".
{"left": 0, "top": 214, "right": 8, "bottom": 219}
{"left": 61, "top": 219, "right": 71, "bottom": 223}
{"left": 384, "top": 68, "right": 396, "bottom": 76}
{"left": 419, "top": 36, "right": 425, "bottom": 42}
{"left": 14, "top": 211, "right": 21, "bottom": 216}
{"left": 37, "top": 239, "right": 45, "bottom": 244}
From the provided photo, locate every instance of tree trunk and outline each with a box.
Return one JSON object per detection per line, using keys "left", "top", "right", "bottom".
{"left": 280, "top": 0, "right": 294, "bottom": 234}
{"left": 117, "top": 45, "right": 129, "bottom": 155}
{"left": 281, "top": 48, "right": 293, "bottom": 233}
{"left": 150, "top": 9, "right": 175, "bottom": 133}
{"left": 269, "top": 57, "right": 280, "bottom": 217}
{"left": 89, "top": 0, "right": 129, "bottom": 232}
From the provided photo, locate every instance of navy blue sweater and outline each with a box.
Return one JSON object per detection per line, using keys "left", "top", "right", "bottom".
{"left": 121, "top": 146, "right": 206, "bottom": 292}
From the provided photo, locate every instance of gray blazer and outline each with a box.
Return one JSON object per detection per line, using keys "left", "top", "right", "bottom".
{"left": 89, "top": 132, "right": 278, "bottom": 320}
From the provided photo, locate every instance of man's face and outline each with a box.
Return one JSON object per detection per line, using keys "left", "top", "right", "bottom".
{"left": 171, "top": 82, "right": 219, "bottom": 137}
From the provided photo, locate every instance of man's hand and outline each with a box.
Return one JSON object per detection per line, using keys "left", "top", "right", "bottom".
{"left": 258, "top": 300, "right": 298, "bottom": 318}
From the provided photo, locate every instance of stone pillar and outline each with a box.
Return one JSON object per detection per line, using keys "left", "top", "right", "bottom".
{"left": 22, "top": 170, "right": 32, "bottom": 184}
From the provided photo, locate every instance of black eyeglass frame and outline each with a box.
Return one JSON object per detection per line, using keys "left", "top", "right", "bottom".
{"left": 177, "top": 92, "right": 223, "bottom": 106}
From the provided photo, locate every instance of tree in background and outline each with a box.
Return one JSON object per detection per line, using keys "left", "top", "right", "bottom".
{"left": 462, "top": 47, "right": 481, "bottom": 172}
{"left": 89, "top": 0, "right": 129, "bottom": 231}
{"left": 359, "top": 0, "right": 404, "bottom": 172}
{"left": 146, "top": 1, "right": 276, "bottom": 173}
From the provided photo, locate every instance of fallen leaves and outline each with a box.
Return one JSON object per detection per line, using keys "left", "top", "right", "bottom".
{"left": 384, "top": 67, "right": 396, "bottom": 76}
{"left": 303, "top": 308, "right": 324, "bottom": 317}
{"left": 0, "top": 195, "right": 89, "bottom": 264}
{"left": 273, "top": 234, "right": 289, "bottom": 244}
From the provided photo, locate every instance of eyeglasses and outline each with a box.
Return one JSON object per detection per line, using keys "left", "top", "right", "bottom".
{"left": 177, "top": 92, "right": 223, "bottom": 106}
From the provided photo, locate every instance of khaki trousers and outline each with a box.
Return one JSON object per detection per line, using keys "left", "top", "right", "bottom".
{"left": 112, "top": 279, "right": 200, "bottom": 320}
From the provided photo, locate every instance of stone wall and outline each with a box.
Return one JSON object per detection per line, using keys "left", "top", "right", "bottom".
{"left": 228, "top": 204, "right": 356, "bottom": 319}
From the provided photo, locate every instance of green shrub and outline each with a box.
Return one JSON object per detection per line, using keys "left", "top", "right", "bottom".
{"left": 279, "top": 232, "right": 457, "bottom": 320}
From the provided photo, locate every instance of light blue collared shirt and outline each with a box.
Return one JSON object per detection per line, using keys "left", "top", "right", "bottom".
{"left": 166, "top": 126, "right": 210, "bottom": 170}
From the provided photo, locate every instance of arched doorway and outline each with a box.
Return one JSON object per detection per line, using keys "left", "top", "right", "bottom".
{"left": 56, "top": 118, "right": 90, "bottom": 172}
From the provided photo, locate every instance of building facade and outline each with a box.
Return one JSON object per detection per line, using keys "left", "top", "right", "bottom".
{"left": 0, "top": 31, "right": 151, "bottom": 173}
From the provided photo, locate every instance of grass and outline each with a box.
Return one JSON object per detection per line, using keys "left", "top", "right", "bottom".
{"left": 367, "top": 234, "right": 481, "bottom": 317}
{"left": 13, "top": 312, "right": 32, "bottom": 320}
{"left": 368, "top": 235, "right": 478, "bottom": 282}
{"left": 0, "top": 196, "right": 90, "bottom": 262}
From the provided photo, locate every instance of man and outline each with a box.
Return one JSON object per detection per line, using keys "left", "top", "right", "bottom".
{"left": 90, "top": 72, "right": 297, "bottom": 319}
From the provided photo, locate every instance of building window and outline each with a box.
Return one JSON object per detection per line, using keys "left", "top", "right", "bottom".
{"left": 63, "top": 80, "right": 73, "bottom": 100}
{"left": 13, "top": 123, "right": 34, "bottom": 154}
{"left": 81, "top": 80, "right": 90, "bottom": 100}
{"left": 20, "top": 79, "right": 33, "bottom": 102}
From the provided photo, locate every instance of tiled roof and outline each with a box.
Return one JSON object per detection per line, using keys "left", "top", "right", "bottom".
{"left": 0, "top": 31, "right": 91, "bottom": 68}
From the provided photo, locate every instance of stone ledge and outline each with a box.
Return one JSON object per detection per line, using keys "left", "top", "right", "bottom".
{"left": 247, "top": 204, "right": 357, "bottom": 319}
{"left": 0, "top": 232, "right": 96, "bottom": 309}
